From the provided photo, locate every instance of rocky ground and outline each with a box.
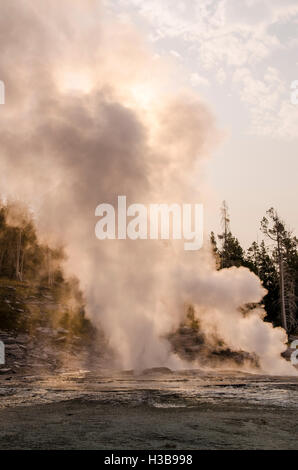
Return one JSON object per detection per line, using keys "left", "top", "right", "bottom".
{"left": 0, "top": 327, "right": 108, "bottom": 375}
{"left": 168, "top": 325, "right": 261, "bottom": 368}
{"left": 0, "top": 370, "right": 297, "bottom": 450}
{"left": 0, "top": 279, "right": 108, "bottom": 376}
{"left": 0, "top": 400, "right": 297, "bottom": 450}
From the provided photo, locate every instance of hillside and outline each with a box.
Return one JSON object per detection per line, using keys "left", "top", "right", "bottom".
{"left": 0, "top": 202, "right": 107, "bottom": 375}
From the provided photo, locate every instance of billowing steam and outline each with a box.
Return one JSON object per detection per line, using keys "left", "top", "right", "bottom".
{"left": 0, "top": 0, "right": 295, "bottom": 375}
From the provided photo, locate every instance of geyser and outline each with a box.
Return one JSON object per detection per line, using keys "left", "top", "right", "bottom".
{"left": 0, "top": 0, "right": 296, "bottom": 376}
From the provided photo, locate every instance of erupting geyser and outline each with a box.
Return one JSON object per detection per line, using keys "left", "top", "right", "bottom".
{"left": 0, "top": 0, "right": 295, "bottom": 375}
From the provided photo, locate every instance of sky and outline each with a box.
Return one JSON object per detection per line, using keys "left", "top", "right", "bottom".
{"left": 108, "top": 0, "right": 298, "bottom": 247}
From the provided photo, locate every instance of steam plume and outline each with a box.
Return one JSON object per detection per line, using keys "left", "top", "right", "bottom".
{"left": 0, "top": 0, "right": 295, "bottom": 375}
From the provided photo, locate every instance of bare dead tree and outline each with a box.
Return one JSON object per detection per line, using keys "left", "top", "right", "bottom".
{"left": 219, "top": 201, "right": 231, "bottom": 269}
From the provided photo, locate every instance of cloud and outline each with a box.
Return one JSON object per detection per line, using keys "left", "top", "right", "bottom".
{"left": 216, "top": 68, "right": 226, "bottom": 84}
{"left": 190, "top": 73, "right": 209, "bottom": 87}
{"left": 170, "top": 49, "right": 182, "bottom": 59}
{"left": 233, "top": 66, "right": 298, "bottom": 138}
{"left": 114, "top": 0, "right": 298, "bottom": 139}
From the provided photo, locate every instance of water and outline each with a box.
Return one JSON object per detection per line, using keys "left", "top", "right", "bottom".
{"left": 0, "top": 369, "right": 297, "bottom": 449}
{"left": 1, "top": 369, "right": 297, "bottom": 410}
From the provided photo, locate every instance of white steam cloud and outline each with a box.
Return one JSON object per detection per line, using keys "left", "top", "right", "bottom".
{"left": 0, "top": 0, "right": 295, "bottom": 375}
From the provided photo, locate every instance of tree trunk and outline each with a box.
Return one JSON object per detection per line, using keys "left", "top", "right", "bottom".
{"left": 16, "top": 229, "right": 22, "bottom": 281}
{"left": 277, "top": 235, "right": 287, "bottom": 332}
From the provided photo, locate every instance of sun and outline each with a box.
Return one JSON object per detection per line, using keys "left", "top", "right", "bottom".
{"left": 130, "top": 84, "right": 157, "bottom": 109}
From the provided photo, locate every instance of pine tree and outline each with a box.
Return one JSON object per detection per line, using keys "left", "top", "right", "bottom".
{"left": 246, "top": 240, "right": 280, "bottom": 325}
{"left": 261, "top": 208, "right": 298, "bottom": 332}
